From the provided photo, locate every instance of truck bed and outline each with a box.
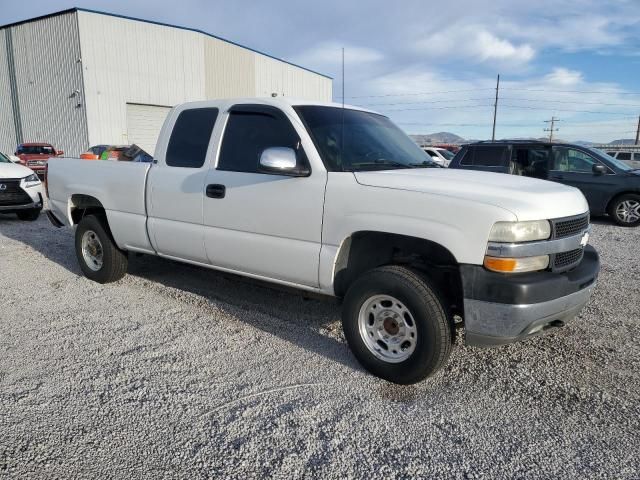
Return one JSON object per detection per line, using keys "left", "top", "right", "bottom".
{"left": 47, "top": 158, "right": 154, "bottom": 253}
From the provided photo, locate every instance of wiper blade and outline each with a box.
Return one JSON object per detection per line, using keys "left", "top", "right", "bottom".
{"left": 409, "top": 161, "right": 441, "bottom": 168}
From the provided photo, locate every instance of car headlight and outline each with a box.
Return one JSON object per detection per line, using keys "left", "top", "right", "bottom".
{"left": 488, "top": 220, "right": 551, "bottom": 243}
{"left": 23, "top": 173, "right": 41, "bottom": 187}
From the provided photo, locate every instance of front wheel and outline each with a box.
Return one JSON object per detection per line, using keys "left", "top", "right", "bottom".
{"left": 609, "top": 194, "right": 640, "bottom": 227}
{"left": 16, "top": 208, "right": 41, "bottom": 221}
{"left": 75, "top": 215, "right": 128, "bottom": 283}
{"left": 341, "top": 265, "right": 452, "bottom": 384}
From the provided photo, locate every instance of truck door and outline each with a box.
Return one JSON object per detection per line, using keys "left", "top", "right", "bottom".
{"left": 147, "top": 107, "right": 219, "bottom": 263}
{"left": 202, "top": 105, "right": 326, "bottom": 288}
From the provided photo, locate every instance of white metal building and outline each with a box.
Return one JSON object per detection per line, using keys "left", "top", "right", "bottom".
{"left": 0, "top": 8, "right": 332, "bottom": 156}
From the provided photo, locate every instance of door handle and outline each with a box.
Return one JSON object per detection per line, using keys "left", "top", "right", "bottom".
{"left": 206, "top": 184, "right": 226, "bottom": 199}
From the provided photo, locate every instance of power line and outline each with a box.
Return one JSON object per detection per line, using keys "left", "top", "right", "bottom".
{"left": 345, "top": 88, "right": 495, "bottom": 99}
{"left": 502, "top": 87, "right": 640, "bottom": 96}
{"left": 492, "top": 74, "right": 500, "bottom": 141}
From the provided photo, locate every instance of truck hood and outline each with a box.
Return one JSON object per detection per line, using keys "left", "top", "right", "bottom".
{"left": 0, "top": 161, "right": 34, "bottom": 179}
{"left": 354, "top": 169, "right": 589, "bottom": 221}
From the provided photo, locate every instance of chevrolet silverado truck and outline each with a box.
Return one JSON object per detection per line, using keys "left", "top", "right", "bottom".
{"left": 46, "top": 98, "right": 600, "bottom": 384}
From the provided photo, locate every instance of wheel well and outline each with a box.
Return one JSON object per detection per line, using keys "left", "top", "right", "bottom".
{"left": 70, "top": 194, "right": 106, "bottom": 225}
{"left": 606, "top": 191, "right": 640, "bottom": 213}
{"left": 333, "top": 231, "right": 463, "bottom": 316}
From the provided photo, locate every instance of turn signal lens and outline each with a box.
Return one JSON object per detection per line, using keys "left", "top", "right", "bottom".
{"left": 484, "top": 255, "right": 549, "bottom": 273}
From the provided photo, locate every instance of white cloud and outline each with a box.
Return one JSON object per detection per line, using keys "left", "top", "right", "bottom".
{"left": 291, "top": 41, "right": 383, "bottom": 72}
{"left": 415, "top": 25, "right": 535, "bottom": 67}
{"left": 543, "top": 68, "right": 583, "bottom": 86}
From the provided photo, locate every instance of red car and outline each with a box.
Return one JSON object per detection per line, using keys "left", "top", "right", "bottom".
{"left": 15, "top": 143, "right": 64, "bottom": 177}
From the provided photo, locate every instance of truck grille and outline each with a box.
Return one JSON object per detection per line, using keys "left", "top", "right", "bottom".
{"left": 0, "top": 179, "right": 31, "bottom": 206}
{"left": 547, "top": 213, "right": 590, "bottom": 272}
{"left": 551, "top": 214, "right": 589, "bottom": 239}
{"left": 553, "top": 248, "right": 584, "bottom": 270}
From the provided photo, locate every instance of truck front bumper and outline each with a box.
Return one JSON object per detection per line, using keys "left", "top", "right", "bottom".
{"left": 461, "top": 245, "right": 600, "bottom": 346}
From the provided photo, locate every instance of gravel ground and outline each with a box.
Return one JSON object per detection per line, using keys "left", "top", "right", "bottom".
{"left": 0, "top": 212, "right": 639, "bottom": 479}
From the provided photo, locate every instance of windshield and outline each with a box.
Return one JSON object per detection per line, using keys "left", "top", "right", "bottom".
{"left": 294, "top": 106, "right": 438, "bottom": 171}
{"left": 16, "top": 145, "right": 55, "bottom": 155}
{"left": 590, "top": 148, "right": 633, "bottom": 171}
{"left": 438, "top": 149, "right": 455, "bottom": 160}
{"left": 0, "top": 152, "right": 10, "bottom": 163}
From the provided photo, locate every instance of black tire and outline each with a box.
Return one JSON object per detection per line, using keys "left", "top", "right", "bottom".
{"left": 341, "top": 265, "right": 452, "bottom": 384}
{"left": 16, "top": 208, "right": 41, "bottom": 221}
{"left": 608, "top": 194, "right": 640, "bottom": 227}
{"left": 75, "top": 215, "right": 128, "bottom": 283}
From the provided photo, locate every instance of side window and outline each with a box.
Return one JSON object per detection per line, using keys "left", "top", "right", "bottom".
{"left": 459, "top": 147, "right": 474, "bottom": 166}
{"left": 473, "top": 146, "right": 507, "bottom": 167}
{"left": 426, "top": 150, "right": 438, "bottom": 158}
{"left": 218, "top": 109, "right": 304, "bottom": 173}
{"left": 552, "top": 147, "right": 598, "bottom": 173}
{"left": 617, "top": 152, "right": 632, "bottom": 161}
{"left": 634, "top": 153, "right": 640, "bottom": 162}
{"left": 510, "top": 148, "right": 549, "bottom": 178}
{"left": 166, "top": 108, "right": 218, "bottom": 168}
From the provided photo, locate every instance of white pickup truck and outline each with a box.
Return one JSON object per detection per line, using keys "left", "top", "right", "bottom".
{"left": 47, "top": 98, "right": 600, "bottom": 384}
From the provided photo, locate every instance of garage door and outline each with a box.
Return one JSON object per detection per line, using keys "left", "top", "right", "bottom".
{"left": 126, "top": 103, "right": 171, "bottom": 155}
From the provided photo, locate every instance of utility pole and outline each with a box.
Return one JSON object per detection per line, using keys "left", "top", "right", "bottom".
{"left": 544, "top": 116, "right": 560, "bottom": 142}
{"left": 635, "top": 115, "right": 640, "bottom": 145}
{"left": 491, "top": 74, "right": 499, "bottom": 141}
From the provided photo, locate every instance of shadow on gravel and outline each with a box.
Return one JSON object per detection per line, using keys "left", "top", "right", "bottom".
{"left": 125, "top": 254, "right": 360, "bottom": 372}
{"left": 1, "top": 214, "right": 360, "bottom": 373}
{"left": 0, "top": 212, "right": 82, "bottom": 275}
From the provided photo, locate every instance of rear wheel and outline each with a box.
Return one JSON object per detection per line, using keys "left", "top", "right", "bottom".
{"left": 16, "top": 208, "right": 41, "bottom": 221}
{"left": 609, "top": 194, "right": 640, "bottom": 227}
{"left": 342, "top": 265, "right": 452, "bottom": 384}
{"left": 75, "top": 215, "right": 128, "bottom": 283}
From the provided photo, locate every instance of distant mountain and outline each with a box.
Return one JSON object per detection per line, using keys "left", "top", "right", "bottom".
{"left": 572, "top": 140, "right": 596, "bottom": 146}
{"left": 410, "top": 132, "right": 465, "bottom": 144}
{"left": 608, "top": 139, "right": 636, "bottom": 145}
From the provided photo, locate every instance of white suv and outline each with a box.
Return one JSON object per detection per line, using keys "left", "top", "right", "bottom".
{"left": 422, "top": 147, "right": 455, "bottom": 167}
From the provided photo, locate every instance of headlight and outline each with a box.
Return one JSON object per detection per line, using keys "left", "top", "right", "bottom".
{"left": 23, "top": 173, "right": 41, "bottom": 187}
{"left": 484, "top": 255, "right": 549, "bottom": 273}
{"left": 489, "top": 220, "right": 551, "bottom": 243}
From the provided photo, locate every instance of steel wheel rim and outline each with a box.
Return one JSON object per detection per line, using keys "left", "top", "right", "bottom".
{"left": 81, "top": 230, "right": 104, "bottom": 271}
{"left": 616, "top": 200, "right": 640, "bottom": 223}
{"left": 358, "top": 294, "right": 417, "bottom": 363}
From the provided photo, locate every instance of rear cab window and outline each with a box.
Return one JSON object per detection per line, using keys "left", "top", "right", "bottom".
{"left": 166, "top": 108, "right": 219, "bottom": 168}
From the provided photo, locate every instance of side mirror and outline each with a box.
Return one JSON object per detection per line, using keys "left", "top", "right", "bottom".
{"left": 56, "top": 150, "right": 64, "bottom": 156}
{"left": 259, "top": 147, "right": 309, "bottom": 177}
{"left": 592, "top": 164, "right": 607, "bottom": 175}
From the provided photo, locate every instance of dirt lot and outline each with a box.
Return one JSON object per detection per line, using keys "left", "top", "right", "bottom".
{"left": 0, "top": 213, "right": 639, "bottom": 479}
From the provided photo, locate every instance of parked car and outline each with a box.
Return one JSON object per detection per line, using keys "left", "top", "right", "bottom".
{"left": 0, "top": 152, "right": 43, "bottom": 220}
{"left": 422, "top": 147, "right": 455, "bottom": 167}
{"left": 47, "top": 99, "right": 599, "bottom": 384}
{"left": 605, "top": 150, "right": 640, "bottom": 170}
{"left": 449, "top": 140, "right": 640, "bottom": 227}
{"left": 15, "top": 143, "right": 64, "bottom": 178}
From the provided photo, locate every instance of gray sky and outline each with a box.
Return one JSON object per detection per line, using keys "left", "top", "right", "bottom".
{"left": 3, "top": 0, "right": 640, "bottom": 141}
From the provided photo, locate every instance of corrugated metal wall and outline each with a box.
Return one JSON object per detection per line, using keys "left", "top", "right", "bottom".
{"left": 204, "top": 37, "right": 256, "bottom": 99}
{"left": 78, "top": 11, "right": 206, "bottom": 149}
{"left": 0, "top": 11, "right": 88, "bottom": 156}
{"left": 0, "top": 32, "right": 17, "bottom": 152}
{"left": 254, "top": 55, "right": 332, "bottom": 101}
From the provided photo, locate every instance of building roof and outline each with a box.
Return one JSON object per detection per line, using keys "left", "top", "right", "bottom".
{"left": 0, "top": 7, "right": 332, "bottom": 80}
